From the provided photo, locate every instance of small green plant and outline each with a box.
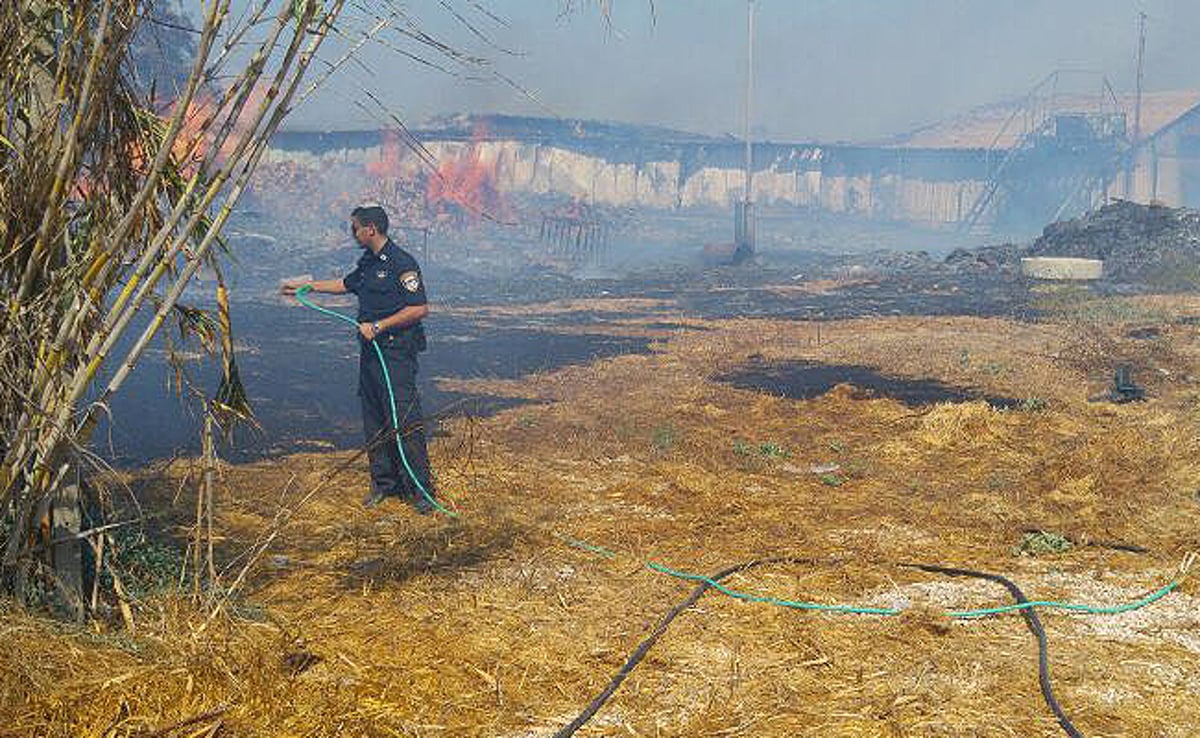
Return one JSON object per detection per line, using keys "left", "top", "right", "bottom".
{"left": 757, "top": 442, "right": 791, "bottom": 459}
{"left": 1013, "top": 530, "right": 1073, "bottom": 557}
{"left": 1018, "top": 397, "right": 1048, "bottom": 412}
{"left": 107, "top": 529, "right": 185, "bottom": 597}
{"left": 517, "top": 412, "right": 538, "bottom": 428}
{"left": 819, "top": 473, "right": 844, "bottom": 487}
{"left": 652, "top": 424, "right": 676, "bottom": 451}
{"left": 732, "top": 438, "right": 790, "bottom": 460}
{"left": 827, "top": 439, "right": 846, "bottom": 454}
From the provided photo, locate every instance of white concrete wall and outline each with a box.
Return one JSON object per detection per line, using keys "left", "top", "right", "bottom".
{"left": 264, "top": 139, "right": 983, "bottom": 226}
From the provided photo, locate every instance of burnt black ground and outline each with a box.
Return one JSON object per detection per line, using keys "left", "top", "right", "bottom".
{"left": 101, "top": 306, "right": 652, "bottom": 465}
{"left": 421, "top": 250, "right": 1036, "bottom": 321}
{"left": 719, "top": 358, "right": 1021, "bottom": 409}
{"left": 104, "top": 254, "right": 1034, "bottom": 466}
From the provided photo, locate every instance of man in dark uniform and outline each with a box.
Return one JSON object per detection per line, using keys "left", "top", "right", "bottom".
{"left": 283, "top": 205, "right": 436, "bottom": 512}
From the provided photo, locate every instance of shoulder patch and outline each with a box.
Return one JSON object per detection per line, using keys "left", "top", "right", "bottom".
{"left": 400, "top": 270, "right": 421, "bottom": 293}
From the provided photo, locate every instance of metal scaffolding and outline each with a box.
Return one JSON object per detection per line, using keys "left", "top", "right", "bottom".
{"left": 959, "top": 71, "right": 1130, "bottom": 234}
{"left": 540, "top": 215, "right": 610, "bottom": 264}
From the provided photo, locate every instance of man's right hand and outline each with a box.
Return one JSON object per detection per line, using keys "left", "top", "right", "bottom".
{"left": 280, "top": 273, "right": 316, "bottom": 296}
{"left": 282, "top": 276, "right": 347, "bottom": 296}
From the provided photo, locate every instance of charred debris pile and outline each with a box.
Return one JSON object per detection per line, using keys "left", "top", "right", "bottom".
{"left": 945, "top": 201, "right": 1200, "bottom": 289}
{"left": 1029, "top": 200, "right": 1200, "bottom": 285}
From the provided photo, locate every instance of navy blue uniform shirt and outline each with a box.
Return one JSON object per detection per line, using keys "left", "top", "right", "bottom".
{"left": 342, "top": 239, "right": 428, "bottom": 337}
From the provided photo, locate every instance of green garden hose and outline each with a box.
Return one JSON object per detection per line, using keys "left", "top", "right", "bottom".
{"left": 296, "top": 285, "right": 457, "bottom": 517}
{"left": 644, "top": 558, "right": 1181, "bottom": 619}
{"left": 557, "top": 535, "right": 1188, "bottom": 621}
{"left": 294, "top": 287, "right": 1185, "bottom": 613}
{"left": 557, "top": 554, "right": 1193, "bottom": 738}
{"left": 294, "top": 288, "right": 1192, "bottom": 737}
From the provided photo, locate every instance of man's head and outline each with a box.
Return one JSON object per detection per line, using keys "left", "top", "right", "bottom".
{"left": 350, "top": 205, "right": 389, "bottom": 249}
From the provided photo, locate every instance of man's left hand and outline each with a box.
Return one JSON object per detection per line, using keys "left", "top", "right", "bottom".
{"left": 358, "top": 322, "right": 377, "bottom": 341}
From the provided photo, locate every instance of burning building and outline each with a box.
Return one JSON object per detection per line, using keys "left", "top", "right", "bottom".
{"left": 260, "top": 88, "right": 1200, "bottom": 240}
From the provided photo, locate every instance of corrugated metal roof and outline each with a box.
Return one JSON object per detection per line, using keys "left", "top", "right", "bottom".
{"left": 883, "top": 91, "right": 1200, "bottom": 150}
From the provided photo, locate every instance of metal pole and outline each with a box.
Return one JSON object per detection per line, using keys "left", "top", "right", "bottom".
{"left": 1126, "top": 11, "right": 1147, "bottom": 199}
{"left": 743, "top": 0, "right": 755, "bottom": 204}
{"left": 1133, "top": 11, "right": 1146, "bottom": 145}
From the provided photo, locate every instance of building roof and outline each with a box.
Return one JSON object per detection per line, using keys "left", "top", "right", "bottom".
{"left": 882, "top": 90, "right": 1200, "bottom": 150}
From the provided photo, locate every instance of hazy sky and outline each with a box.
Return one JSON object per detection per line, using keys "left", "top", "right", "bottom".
{"left": 255, "top": 0, "right": 1197, "bottom": 141}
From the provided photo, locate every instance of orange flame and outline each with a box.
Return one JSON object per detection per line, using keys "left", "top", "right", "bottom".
{"left": 361, "top": 123, "right": 505, "bottom": 227}
{"left": 423, "top": 122, "right": 502, "bottom": 223}
{"left": 365, "top": 130, "right": 406, "bottom": 179}
{"left": 133, "top": 84, "right": 270, "bottom": 178}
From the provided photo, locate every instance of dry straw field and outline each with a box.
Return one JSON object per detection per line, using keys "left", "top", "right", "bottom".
{"left": 3, "top": 289, "right": 1199, "bottom": 737}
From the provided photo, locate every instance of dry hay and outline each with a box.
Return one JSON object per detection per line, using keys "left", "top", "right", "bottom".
{"left": 3, "top": 296, "right": 1200, "bottom": 737}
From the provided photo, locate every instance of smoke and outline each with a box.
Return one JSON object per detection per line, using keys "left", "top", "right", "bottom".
{"left": 272, "top": 0, "right": 1199, "bottom": 145}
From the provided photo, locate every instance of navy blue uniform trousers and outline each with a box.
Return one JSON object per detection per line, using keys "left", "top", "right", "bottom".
{"left": 358, "top": 335, "right": 435, "bottom": 504}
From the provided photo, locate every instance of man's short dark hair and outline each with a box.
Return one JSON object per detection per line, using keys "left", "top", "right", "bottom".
{"left": 351, "top": 205, "right": 389, "bottom": 234}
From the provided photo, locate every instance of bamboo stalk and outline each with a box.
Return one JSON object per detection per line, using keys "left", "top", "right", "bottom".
{"left": 31, "top": 0, "right": 231, "bottom": 375}
{"left": 7, "top": 5, "right": 306, "bottom": 489}
{"left": 98, "top": 0, "right": 229, "bottom": 260}
{"left": 104, "top": 536, "right": 135, "bottom": 632}
{"left": 89, "top": 532, "right": 103, "bottom": 612}
{"left": 204, "top": 410, "right": 216, "bottom": 587}
{"left": 60, "top": 3, "right": 296, "bottom": 385}
{"left": 3, "top": 5, "right": 133, "bottom": 474}
{"left": 23, "top": 0, "right": 337, "bottom": 508}
{"left": 2, "top": 0, "right": 363, "bottom": 599}
{"left": 22, "top": 0, "right": 277, "bottom": 415}
{"left": 58, "top": 3, "right": 289, "bottom": 372}
{"left": 1, "top": 1, "right": 227, "bottom": 504}
{"left": 16, "top": 0, "right": 117, "bottom": 305}
{"left": 192, "top": 441, "right": 204, "bottom": 599}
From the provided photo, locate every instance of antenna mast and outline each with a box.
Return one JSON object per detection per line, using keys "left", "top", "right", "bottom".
{"left": 1124, "top": 11, "right": 1147, "bottom": 199}
{"left": 743, "top": 0, "right": 755, "bottom": 203}
{"left": 1133, "top": 10, "right": 1146, "bottom": 145}
{"left": 733, "top": 0, "right": 756, "bottom": 260}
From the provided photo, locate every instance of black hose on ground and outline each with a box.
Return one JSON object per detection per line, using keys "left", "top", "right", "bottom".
{"left": 553, "top": 556, "right": 824, "bottom": 738}
{"left": 901, "top": 563, "right": 1083, "bottom": 738}
{"left": 558, "top": 558, "right": 1084, "bottom": 738}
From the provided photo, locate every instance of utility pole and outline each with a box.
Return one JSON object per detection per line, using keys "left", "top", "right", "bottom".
{"left": 1133, "top": 10, "right": 1146, "bottom": 146}
{"left": 1126, "top": 11, "right": 1147, "bottom": 198}
{"left": 743, "top": 0, "right": 755, "bottom": 205}
{"left": 733, "top": 0, "right": 756, "bottom": 261}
